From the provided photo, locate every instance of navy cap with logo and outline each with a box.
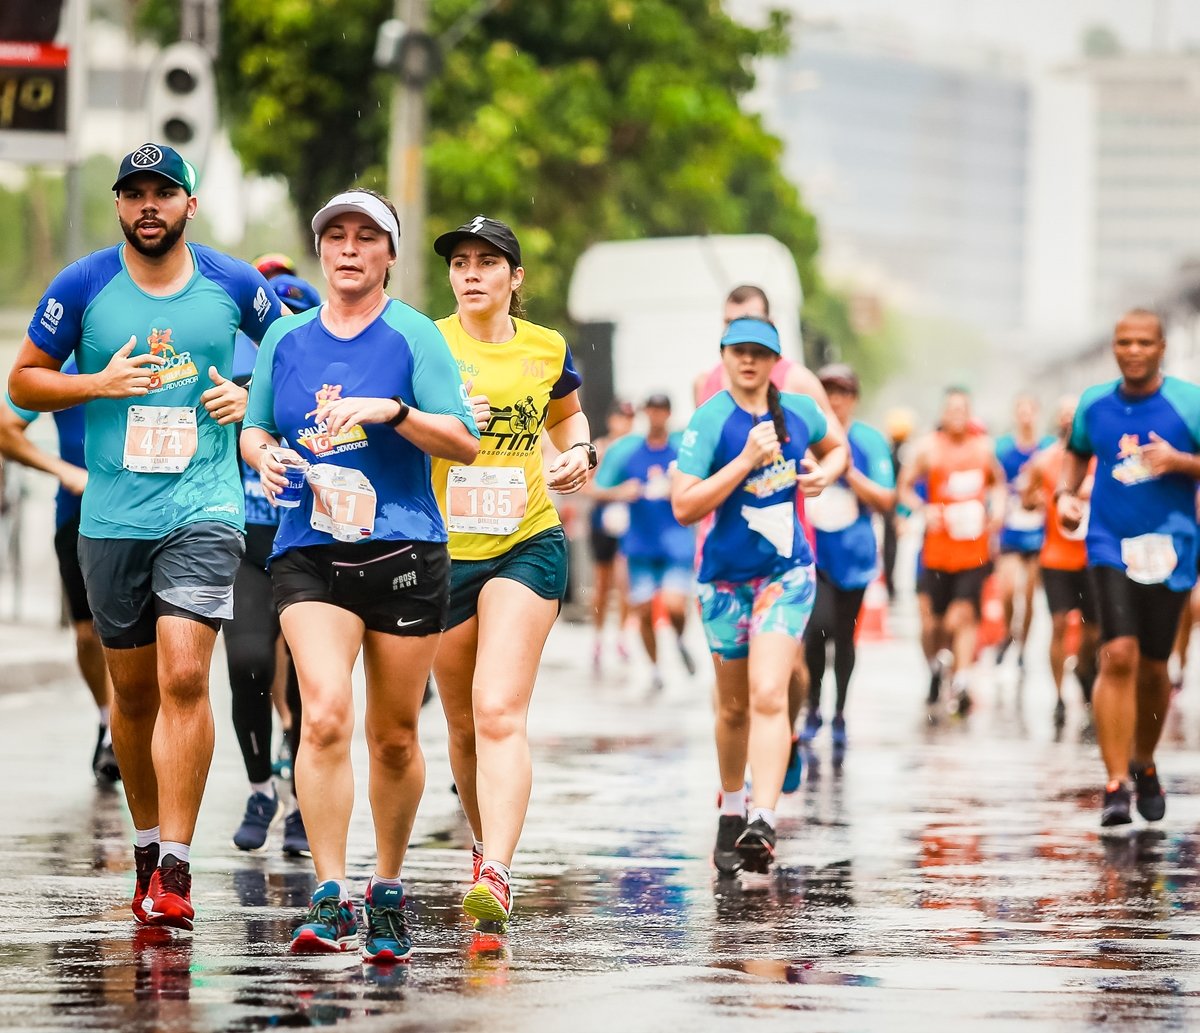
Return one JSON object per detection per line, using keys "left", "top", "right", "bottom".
{"left": 434, "top": 216, "right": 522, "bottom": 268}
{"left": 112, "top": 143, "right": 197, "bottom": 195}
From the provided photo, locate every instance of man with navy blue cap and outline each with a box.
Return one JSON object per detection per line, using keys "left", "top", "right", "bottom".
{"left": 8, "top": 142, "right": 284, "bottom": 935}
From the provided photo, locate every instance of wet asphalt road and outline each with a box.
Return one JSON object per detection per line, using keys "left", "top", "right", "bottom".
{"left": 3, "top": 606, "right": 1200, "bottom": 1033}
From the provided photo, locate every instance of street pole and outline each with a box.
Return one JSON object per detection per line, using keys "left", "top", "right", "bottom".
{"left": 387, "top": 0, "right": 427, "bottom": 309}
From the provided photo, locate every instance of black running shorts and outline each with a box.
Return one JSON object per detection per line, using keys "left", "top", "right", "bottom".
{"left": 1041, "top": 566, "right": 1097, "bottom": 623}
{"left": 917, "top": 564, "right": 992, "bottom": 619}
{"left": 1089, "top": 564, "right": 1188, "bottom": 661}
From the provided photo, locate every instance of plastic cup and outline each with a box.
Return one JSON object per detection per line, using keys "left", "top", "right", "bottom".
{"left": 275, "top": 457, "right": 308, "bottom": 509}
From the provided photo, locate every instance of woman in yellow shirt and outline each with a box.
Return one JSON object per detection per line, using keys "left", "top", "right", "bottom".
{"left": 430, "top": 217, "right": 593, "bottom": 927}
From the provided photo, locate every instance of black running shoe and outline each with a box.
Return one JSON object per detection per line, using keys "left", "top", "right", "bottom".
{"left": 713, "top": 814, "right": 745, "bottom": 875}
{"left": 952, "top": 688, "right": 972, "bottom": 717}
{"left": 735, "top": 818, "right": 777, "bottom": 874}
{"left": 927, "top": 662, "right": 942, "bottom": 705}
{"left": 1130, "top": 763, "right": 1166, "bottom": 822}
{"left": 92, "top": 728, "right": 120, "bottom": 784}
{"left": 1053, "top": 699, "right": 1066, "bottom": 729}
{"left": 1101, "top": 782, "right": 1133, "bottom": 827}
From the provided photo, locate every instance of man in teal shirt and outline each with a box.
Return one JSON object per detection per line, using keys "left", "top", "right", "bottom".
{"left": 7, "top": 143, "right": 282, "bottom": 933}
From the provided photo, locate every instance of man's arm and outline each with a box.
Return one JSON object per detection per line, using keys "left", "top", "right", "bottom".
{"left": 8, "top": 335, "right": 163, "bottom": 412}
{"left": 896, "top": 436, "right": 931, "bottom": 515}
{"left": 0, "top": 405, "right": 86, "bottom": 495}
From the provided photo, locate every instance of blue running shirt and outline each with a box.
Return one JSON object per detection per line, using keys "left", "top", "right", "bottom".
{"left": 594, "top": 432, "right": 694, "bottom": 564}
{"left": 232, "top": 332, "right": 278, "bottom": 529}
{"left": 1069, "top": 376, "right": 1200, "bottom": 591}
{"left": 812, "top": 420, "right": 894, "bottom": 590}
{"left": 5, "top": 358, "right": 86, "bottom": 530}
{"left": 996, "top": 432, "right": 1056, "bottom": 553}
{"left": 677, "top": 391, "right": 827, "bottom": 584}
{"left": 27, "top": 244, "right": 282, "bottom": 539}
{"left": 244, "top": 301, "right": 478, "bottom": 559}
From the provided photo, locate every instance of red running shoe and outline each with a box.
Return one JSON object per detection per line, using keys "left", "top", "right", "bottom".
{"left": 471, "top": 846, "right": 484, "bottom": 883}
{"left": 131, "top": 842, "right": 159, "bottom": 925}
{"left": 143, "top": 855, "right": 194, "bottom": 931}
{"left": 462, "top": 868, "right": 512, "bottom": 926}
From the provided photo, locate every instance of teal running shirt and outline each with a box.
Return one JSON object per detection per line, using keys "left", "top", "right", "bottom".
{"left": 26, "top": 243, "right": 282, "bottom": 539}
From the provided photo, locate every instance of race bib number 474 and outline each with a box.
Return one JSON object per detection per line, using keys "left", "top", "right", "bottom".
{"left": 123, "top": 405, "right": 197, "bottom": 474}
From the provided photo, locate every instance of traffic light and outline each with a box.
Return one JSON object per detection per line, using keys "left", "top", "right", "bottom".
{"left": 146, "top": 41, "right": 215, "bottom": 168}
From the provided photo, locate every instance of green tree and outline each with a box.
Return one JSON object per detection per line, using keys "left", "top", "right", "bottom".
{"left": 135, "top": 0, "right": 857, "bottom": 359}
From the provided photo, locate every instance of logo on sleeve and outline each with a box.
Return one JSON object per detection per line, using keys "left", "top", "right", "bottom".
{"left": 40, "top": 298, "right": 64, "bottom": 335}
{"left": 253, "top": 286, "right": 270, "bottom": 322}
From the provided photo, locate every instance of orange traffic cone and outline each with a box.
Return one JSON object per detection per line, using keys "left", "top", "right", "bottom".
{"left": 855, "top": 574, "right": 890, "bottom": 642}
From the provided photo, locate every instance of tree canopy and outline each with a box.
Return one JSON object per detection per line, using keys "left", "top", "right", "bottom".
{"left": 136, "top": 0, "right": 861, "bottom": 366}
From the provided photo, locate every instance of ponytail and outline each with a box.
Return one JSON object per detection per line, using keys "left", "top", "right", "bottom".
{"left": 767, "top": 382, "right": 789, "bottom": 444}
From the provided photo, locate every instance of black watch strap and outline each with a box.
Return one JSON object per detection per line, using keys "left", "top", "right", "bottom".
{"left": 387, "top": 396, "right": 411, "bottom": 427}
{"left": 571, "top": 441, "right": 597, "bottom": 469}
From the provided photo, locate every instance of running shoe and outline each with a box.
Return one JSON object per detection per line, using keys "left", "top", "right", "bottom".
{"left": 1130, "top": 762, "right": 1166, "bottom": 822}
{"left": 131, "top": 842, "right": 159, "bottom": 924}
{"left": 92, "top": 728, "right": 120, "bottom": 784}
{"left": 143, "top": 854, "right": 194, "bottom": 931}
{"left": 282, "top": 809, "right": 310, "bottom": 857}
{"left": 927, "top": 661, "right": 943, "bottom": 705}
{"left": 678, "top": 640, "right": 697, "bottom": 676}
{"left": 735, "top": 818, "right": 777, "bottom": 874}
{"left": 232, "top": 791, "right": 280, "bottom": 852}
{"left": 830, "top": 714, "right": 848, "bottom": 749}
{"left": 782, "top": 735, "right": 803, "bottom": 794}
{"left": 799, "top": 710, "right": 823, "bottom": 745}
{"left": 1053, "top": 699, "right": 1067, "bottom": 728}
{"left": 471, "top": 845, "right": 483, "bottom": 883}
{"left": 994, "top": 636, "right": 1012, "bottom": 666}
{"left": 463, "top": 868, "right": 512, "bottom": 926}
{"left": 290, "top": 881, "right": 358, "bottom": 954}
{"left": 362, "top": 882, "right": 413, "bottom": 963}
{"left": 1101, "top": 782, "right": 1133, "bottom": 827}
{"left": 952, "top": 688, "right": 972, "bottom": 717}
{"left": 713, "top": 813, "right": 746, "bottom": 875}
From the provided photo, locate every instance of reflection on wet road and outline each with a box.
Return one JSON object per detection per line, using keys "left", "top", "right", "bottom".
{"left": 3, "top": 614, "right": 1200, "bottom": 1031}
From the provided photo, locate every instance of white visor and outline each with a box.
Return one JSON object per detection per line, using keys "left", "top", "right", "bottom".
{"left": 311, "top": 191, "right": 401, "bottom": 257}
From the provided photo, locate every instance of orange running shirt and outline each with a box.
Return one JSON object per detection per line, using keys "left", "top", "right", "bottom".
{"left": 1038, "top": 442, "right": 1090, "bottom": 571}
{"left": 924, "top": 431, "right": 994, "bottom": 573}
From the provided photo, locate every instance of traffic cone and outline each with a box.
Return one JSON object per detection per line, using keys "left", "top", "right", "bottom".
{"left": 977, "top": 574, "right": 1006, "bottom": 649}
{"left": 855, "top": 574, "right": 890, "bottom": 642}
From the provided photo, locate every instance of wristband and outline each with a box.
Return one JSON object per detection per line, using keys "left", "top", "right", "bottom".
{"left": 570, "top": 441, "right": 598, "bottom": 469}
{"left": 387, "top": 397, "right": 410, "bottom": 427}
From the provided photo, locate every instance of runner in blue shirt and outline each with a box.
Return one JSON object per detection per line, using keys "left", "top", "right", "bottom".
{"left": 225, "top": 272, "right": 321, "bottom": 860}
{"left": 801, "top": 364, "right": 896, "bottom": 752}
{"left": 1059, "top": 308, "right": 1200, "bottom": 828}
{"left": 672, "top": 317, "right": 847, "bottom": 877}
{"left": 1, "top": 358, "right": 119, "bottom": 784}
{"left": 994, "top": 396, "right": 1057, "bottom": 670}
{"left": 242, "top": 188, "right": 478, "bottom": 962}
{"left": 593, "top": 393, "right": 696, "bottom": 690}
{"left": 7, "top": 143, "right": 282, "bottom": 933}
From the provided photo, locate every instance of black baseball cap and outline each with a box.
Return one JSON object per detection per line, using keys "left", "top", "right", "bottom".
{"left": 112, "top": 142, "right": 197, "bottom": 194}
{"left": 644, "top": 393, "right": 672, "bottom": 410}
{"left": 434, "top": 216, "right": 522, "bottom": 268}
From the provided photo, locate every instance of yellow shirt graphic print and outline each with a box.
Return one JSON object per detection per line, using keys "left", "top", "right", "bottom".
{"left": 432, "top": 313, "right": 581, "bottom": 561}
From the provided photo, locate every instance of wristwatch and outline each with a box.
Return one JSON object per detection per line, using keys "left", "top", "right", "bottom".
{"left": 570, "top": 441, "right": 598, "bottom": 469}
{"left": 387, "top": 396, "right": 411, "bottom": 427}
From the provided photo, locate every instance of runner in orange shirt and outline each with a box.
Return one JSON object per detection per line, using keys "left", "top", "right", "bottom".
{"left": 1021, "top": 396, "right": 1099, "bottom": 727}
{"left": 898, "top": 388, "right": 1005, "bottom": 715}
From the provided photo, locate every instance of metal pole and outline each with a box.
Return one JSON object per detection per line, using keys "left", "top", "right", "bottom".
{"left": 387, "top": 0, "right": 427, "bottom": 309}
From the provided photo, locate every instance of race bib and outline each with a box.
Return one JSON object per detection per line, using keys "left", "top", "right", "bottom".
{"left": 447, "top": 465, "right": 527, "bottom": 536}
{"left": 1121, "top": 533, "right": 1177, "bottom": 585}
{"left": 1004, "top": 495, "right": 1045, "bottom": 533}
{"left": 944, "top": 500, "right": 986, "bottom": 541}
{"left": 945, "top": 468, "right": 984, "bottom": 500}
{"left": 123, "top": 405, "right": 197, "bottom": 474}
{"left": 307, "top": 463, "right": 376, "bottom": 542}
{"left": 599, "top": 501, "right": 630, "bottom": 538}
{"left": 806, "top": 483, "right": 860, "bottom": 533}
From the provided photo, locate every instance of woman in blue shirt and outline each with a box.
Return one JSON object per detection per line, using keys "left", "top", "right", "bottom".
{"left": 672, "top": 317, "right": 847, "bottom": 877}
{"left": 242, "top": 189, "right": 478, "bottom": 962}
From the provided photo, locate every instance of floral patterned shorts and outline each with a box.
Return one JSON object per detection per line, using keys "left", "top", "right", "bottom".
{"left": 697, "top": 563, "right": 817, "bottom": 660}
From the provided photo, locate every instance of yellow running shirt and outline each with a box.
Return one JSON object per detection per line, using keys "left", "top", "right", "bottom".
{"left": 432, "top": 313, "right": 582, "bottom": 561}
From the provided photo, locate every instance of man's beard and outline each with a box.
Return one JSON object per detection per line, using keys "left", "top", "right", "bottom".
{"left": 120, "top": 213, "right": 187, "bottom": 258}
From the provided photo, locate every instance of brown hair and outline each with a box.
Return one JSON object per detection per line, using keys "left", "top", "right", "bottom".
{"left": 726, "top": 284, "right": 770, "bottom": 317}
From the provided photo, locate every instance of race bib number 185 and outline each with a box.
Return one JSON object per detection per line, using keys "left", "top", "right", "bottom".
{"left": 446, "top": 465, "right": 527, "bottom": 536}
